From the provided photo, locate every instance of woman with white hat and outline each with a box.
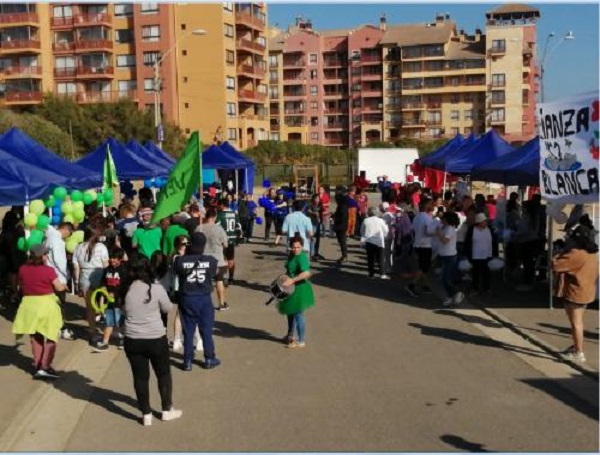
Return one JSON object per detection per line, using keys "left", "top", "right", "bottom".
{"left": 463, "top": 213, "right": 499, "bottom": 295}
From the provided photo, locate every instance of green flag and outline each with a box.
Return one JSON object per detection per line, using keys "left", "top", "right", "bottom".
{"left": 151, "top": 132, "right": 202, "bottom": 224}
{"left": 102, "top": 143, "right": 118, "bottom": 190}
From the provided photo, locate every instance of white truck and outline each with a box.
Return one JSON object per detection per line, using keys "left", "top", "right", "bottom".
{"left": 357, "top": 147, "right": 420, "bottom": 186}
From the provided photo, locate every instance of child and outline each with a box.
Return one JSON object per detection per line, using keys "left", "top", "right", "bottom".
{"left": 94, "top": 248, "right": 127, "bottom": 352}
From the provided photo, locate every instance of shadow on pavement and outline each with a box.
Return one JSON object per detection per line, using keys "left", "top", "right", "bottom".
{"left": 440, "top": 434, "right": 492, "bottom": 452}
{"left": 435, "top": 309, "right": 505, "bottom": 329}
{"left": 537, "top": 322, "right": 599, "bottom": 342}
{"left": 214, "top": 320, "right": 282, "bottom": 344}
{"left": 408, "top": 322, "right": 554, "bottom": 360}
{"left": 520, "top": 377, "right": 599, "bottom": 421}
{"left": 0, "top": 343, "right": 34, "bottom": 374}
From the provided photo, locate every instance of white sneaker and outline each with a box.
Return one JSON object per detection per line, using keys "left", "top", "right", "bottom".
{"left": 442, "top": 298, "right": 454, "bottom": 307}
{"left": 563, "top": 351, "right": 586, "bottom": 363}
{"left": 142, "top": 413, "right": 153, "bottom": 426}
{"left": 61, "top": 329, "right": 74, "bottom": 340}
{"left": 172, "top": 339, "right": 183, "bottom": 352}
{"left": 161, "top": 408, "right": 183, "bottom": 421}
{"left": 453, "top": 292, "right": 465, "bottom": 305}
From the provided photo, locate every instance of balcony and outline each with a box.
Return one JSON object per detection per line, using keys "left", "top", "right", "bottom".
{"left": 385, "top": 120, "right": 402, "bottom": 128}
{"left": 489, "top": 117, "right": 505, "bottom": 125}
{"left": 323, "top": 58, "right": 345, "bottom": 67}
{"left": 4, "top": 90, "right": 43, "bottom": 104}
{"left": 1, "top": 66, "right": 42, "bottom": 78}
{"left": 401, "top": 103, "right": 425, "bottom": 110}
{"left": 361, "top": 54, "right": 382, "bottom": 64}
{"left": 54, "top": 67, "right": 77, "bottom": 79}
{"left": 324, "top": 137, "right": 346, "bottom": 145}
{"left": 284, "top": 108, "right": 305, "bottom": 115}
{"left": 361, "top": 88, "right": 383, "bottom": 97}
{"left": 51, "top": 16, "right": 74, "bottom": 28}
{"left": 282, "top": 77, "right": 305, "bottom": 85}
{"left": 0, "top": 12, "right": 39, "bottom": 25}
{"left": 323, "top": 91, "right": 346, "bottom": 98}
{"left": 361, "top": 72, "right": 382, "bottom": 81}
{"left": 75, "top": 39, "right": 113, "bottom": 52}
{"left": 73, "top": 13, "right": 112, "bottom": 27}
{"left": 324, "top": 108, "right": 346, "bottom": 114}
{"left": 0, "top": 39, "right": 41, "bottom": 53}
{"left": 362, "top": 104, "right": 383, "bottom": 112}
{"left": 385, "top": 104, "right": 402, "bottom": 111}
{"left": 488, "top": 46, "right": 506, "bottom": 56}
{"left": 236, "top": 38, "right": 266, "bottom": 54}
{"left": 282, "top": 59, "right": 305, "bottom": 68}
{"left": 425, "top": 119, "right": 443, "bottom": 127}
{"left": 403, "top": 119, "right": 425, "bottom": 127}
{"left": 238, "top": 89, "right": 266, "bottom": 103}
{"left": 489, "top": 82, "right": 506, "bottom": 90}
{"left": 237, "top": 63, "right": 266, "bottom": 78}
{"left": 427, "top": 102, "right": 442, "bottom": 110}
{"left": 283, "top": 90, "right": 306, "bottom": 98}
{"left": 76, "top": 90, "right": 137, "bottom": 104}
{"left": 323, "top": 122, "right": 348, "bottom": 130}
{"left": 284, "top": 121, "right": 305, "bottom": 127}
{"left": 235, "top": 11, "right": 265, "bottom": 30}
{"left": 76, "top": 65, "right": 114, "bottom": 78}
{"left": 53, "top": 41, "right": 76, "bottom": 52}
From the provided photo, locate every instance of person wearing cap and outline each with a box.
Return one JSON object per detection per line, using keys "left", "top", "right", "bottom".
{"left": 12, "top": 244, "right": 68, "bottom": 379}
{"left": 464, "top": 212, "right": 499, "bottom": 295}
{"left": 360, "top": 207, "right": 389, "bottom": 279}
{"left": 173, "top": 232, "right": 220, "bottom": 371}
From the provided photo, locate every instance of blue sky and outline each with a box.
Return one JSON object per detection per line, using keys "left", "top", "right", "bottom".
{"left": 268, "top": 2, "right": 599, "bottom": 102}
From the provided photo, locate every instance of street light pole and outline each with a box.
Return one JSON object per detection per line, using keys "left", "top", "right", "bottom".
{"left": 539, "top": 31, "right": 574, "bottom": 103}
{"left": 153, "top": 28, "right": 207, "bottom": 150}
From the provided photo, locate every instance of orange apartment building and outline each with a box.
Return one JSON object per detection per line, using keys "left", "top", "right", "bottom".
{"left": 0, "top": 2, "right": 269, "bottom": 150}
{"left": 268, "top": 4, "right": 539, "bottom": 148}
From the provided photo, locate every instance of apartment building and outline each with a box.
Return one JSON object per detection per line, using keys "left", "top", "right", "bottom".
{"left": 269, "top": 4, "right": 539, "bottom": 148}
{"left": 0, "top": 2, "right": 269, "bottom": 150}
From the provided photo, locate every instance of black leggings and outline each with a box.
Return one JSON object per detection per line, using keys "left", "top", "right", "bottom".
{"left": 264, "top": 214, "right": 274, "bottom": 239}
{"left": 471, "top": 259, "right": 490, "bottom": 292}
{"left": 124, "top": 336, "right": 173, "bottom": 415}
{"left": 365, "top": 243, "right": 384, "bottom": 276}
{"left": 335, "top": 230, "right": 348, "bottom": 258}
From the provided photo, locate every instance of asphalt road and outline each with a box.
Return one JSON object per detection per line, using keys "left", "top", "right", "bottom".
{"left": 0, "top": 228, "right": 598, "bottom": 452}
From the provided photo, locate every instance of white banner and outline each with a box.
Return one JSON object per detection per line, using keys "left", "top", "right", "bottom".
{"left": 538, "top": 92, "right": 599, "bottom": 204}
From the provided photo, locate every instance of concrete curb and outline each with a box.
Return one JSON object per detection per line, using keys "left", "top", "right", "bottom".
{"left": 470, "top": 300, "right": 599, "bottom": 380}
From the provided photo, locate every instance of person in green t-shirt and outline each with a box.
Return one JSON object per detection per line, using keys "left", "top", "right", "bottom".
{"left": 216, "top": 198, "right": 241, "bottom": 286}
{"left": 162, "top": 215, "right": 189, "bottom": 256}
{"left": 132, "top": 207, "right": 163, "bottom": 259}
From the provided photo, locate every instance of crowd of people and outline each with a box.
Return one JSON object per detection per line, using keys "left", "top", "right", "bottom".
{"left": 0, "top": 172, "right": 597, "bottom": 425}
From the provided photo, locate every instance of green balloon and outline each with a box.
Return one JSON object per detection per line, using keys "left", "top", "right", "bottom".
{"left": 82, "top": 193, "right": 93, "bottom": 205}
{"left": 24, "top": 213, "right": 38, "bottom": 228}
{"left": 61, "top": 201, "right": 73, "bottom": 214}
{"left": 71, "top": 190, "right": 83, "bottom": 202}
{"left": 53, "top": 187, "right": 68, "bottom": 200}
{"left": 36, "top": 214, "right": 50, "bottom": 230}
{"left": 45, "top": 196, "right": 55, "bottom": 208}
{"left": 73, "top": 208, "right": 85, "bottom": 223}
{"left": 96, "top": 193, "right": 104, "bottom": 204}
{"left": 85, "top": 189, "right": 97, "bottom": 201}
{"left": 29, "top": 199, "right": 45, "bottom": 215}
{"left": 104, "top": 188, "right": 114, "bottom": 201}
{"left": 29, "top": 229, "right": 44, "bottom": 245}
{"left": 17, "top": 237, "right": 26, "bottom": 252}
{"left": 73, "top": 201, "right": 84, "bottom": 211}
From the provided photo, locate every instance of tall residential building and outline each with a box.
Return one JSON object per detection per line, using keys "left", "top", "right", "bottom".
{"left": 0, "top": 2, "right": 269, "bottom": 150}
{"left": 269, "top": 4, "right": 539, "bottom": 148}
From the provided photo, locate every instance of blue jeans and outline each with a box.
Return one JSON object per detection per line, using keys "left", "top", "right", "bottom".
{"left": 440, "top": 255, "right": 458, "bottom": 298}
{"left": 179, "top": 294, "right": 216, "bottom": 362}
{"left": 287, "top": 312, "right": 306, "bottom": 343}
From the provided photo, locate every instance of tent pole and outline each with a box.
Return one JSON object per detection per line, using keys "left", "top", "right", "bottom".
{"left": 245, "top": 167, "right": 249, "bottom": 194}
{"left": 442, "top": 172, "right": 447, "bottom": 193}
{"left": 235, "top": 169, "right": 239, "bottom": 198}
{"left": 548, "top": 215, "right": 554, "bottom": 310}
{"left": 502, "top": 184, "right": 508, "bottom": 284}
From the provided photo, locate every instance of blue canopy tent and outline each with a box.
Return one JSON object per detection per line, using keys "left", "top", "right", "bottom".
{"left": 203, "top": 144, "right": 254, "bottom": 194}
{"left": 218, "top": 141, "right": 256, "bottom": 194}
{"left": 0, "top": 175, "right": 28, "bottom": 206}
{"left": 423, "top": 134, "right": 479, "bottom": 171}
{"left": 77, "top": 138, "right": 168, "bottom": 180}
{"left": 471, "top": 136, "right": 540, "bottom": 186}
{"left": 125, "top": 139, "right": 174, "bottom": 171}
{"left": 0, "top": 147, "right": 80, "bottom": 202}
{"left": 419, "top": 134, "right": 465, "bottom": 168}
{"left": 444, "top": 130, "right": 515, "bottom": 175}
{"left": 0, "top": 127, "right": 102, "bottom": 189}
{"left": 143, "top": 141, "right": 177, "bottom": 165}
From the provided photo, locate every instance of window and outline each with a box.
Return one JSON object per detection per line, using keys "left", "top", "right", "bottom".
{"left": 309, "top": 53, "right": 317, "bottom": 64}
{"left": 118, "top": 80, "right": 136, "bottom": 94}
{"left": 449, "top": 77, "right": 460, "bottom": 86}
{"left": 463, "top": 93, "right": 473, "bottom": 103}
{"left": 226, "top": 50, "right": 235, "bottom": 65}
{"left": 451, "top": 127, "right": 460, "bottom": 136}
{"left": 140, "top": 3, "right": 159, "bottom": 13}
{"left": 142, "top": 25, "right": 160, "bottom": 42}
{"left": 311, "top": 132, "right": 319, "bottom": 141}
{"left": 311, "top": 117, "right": 318, "bottom": 126}
{"left": 491, "top": 108, "right": 505, "bottom": 122}
{"left": 226, "top": 76, "right": 235, "bottom": 90}
{"left": 226, "top": 102, "right": 236, "bottom": 117}
{"left": 310, "top": 101, "right": 318, "bottom": 110}
{"left": 270, "top": 132, "right": 280, "bottom": 141}
{"left": 464, "top": 109, "right": 473, "bottom": 120}
{"left": 310, "top": 69, "right": 317, "bottom": 80}
{"left": 450, "top": 94, "right": 460, "bottom": 104}
{"left": 491, "top": 90, "right": 505, "bottom": 104}
{"left": 114, "top": 4, "right": 132, "bottom": 17}
{"left": 54, "top": 56, "right": 75, "bottom": 69}
{"left": 224, "top": 23, "right": 234, "bottom": 38}
{"left": 269, "top": 87, "right": 278, "bottom": 98}
{"left": 227, "top": 128, "right": 236, "bottom": 140}
{"left": 450, "top": 110, "right": 460, "bottom": 121}
{"left": 115, "top": 29, "right": 134, "bottom": 43}
{"left": 183, "top": 77, "right": 188, "bottom": 83}
{"left": 116, "top": 54, "right": 135, "bottom": 67}
{"left": 56, "top": 82, "right": 76, "bottom": 94}
{"left": 491, "top": 73, "right": 505, "bottom": 87}
{"left": 53, "top": 5, "right": 73, "bottom": 18}
{"left": 184, "top": 102, "right": 189, "bottom": 109}
{"left": 464, "top": 127, "right": 472, "bottom": 135}
{"left": 269, "top": 70, "right": 277, "bottom": 82}
{"left": 310, "top": 85, "right": 318, "bottom": 96}
{"left": 223, "top": 2, "right": 233, "bottom": 12}
{"left": 491, "top": 39, "right": 506, "bottom": 53}
{"left": 143, "top": 51, "right": 160, "bottom": 66}
{"left": 182, "top": 50, "right": 187, "bottom": 56}
{"left": 144, "top": 78, "right": 155, "bottom": 92}
{"left": 257, "top": 36, "right": 266, "bottom": 48}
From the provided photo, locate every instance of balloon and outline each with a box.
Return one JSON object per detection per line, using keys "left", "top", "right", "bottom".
{"left": 45, "top": 196, "right": 55, "bottom": 208}
{"left": 85, "top": 189, "right": 97, "bottom": 202}
{"left": 104, "top": 188, "right": 114, "bottom": 201}
{"left": 255, "top": 216, "right": 263, "bottom": 225}
{"left": 36, "top": 214, "right": 50, "bottom": 230}
{"left": 28, "top": 229, "right": 44, "bottom": 245}
{"left": 17, "top": 237, "right": 26, "bottom": 252}
{"left": 73, "top": 208, "right": 85, "bottom": 223}
{"left": 144, "top": 179, "right": 153, "bottom": 188}
{"left": 262, "top": 179, "right": 271, "bottom": 188}
{"left": 52, "top": 214, "right": 62, "bottom": 225}
{"left": 70, "top": 190, "right": 83, "bottom": 202}
{"left": 24, "top": 213, "right": 38, "bottom": 227}
{"left": 29, "top": 199, "right": 45, "bottom": 215}
{"left": 61, "top": 201, "right": 73, "bottom": 214}
{"left": 72, "top": 230, "right": 84, "bottom": 243}
{"left": 73, "top": 201, "right": 84, "bottom": 211}
{"left": 82, "top": 193, "right": 93, "bottom": 205}
{"left": 53, "top": 187, "right": 68, "bottom": 200}
{"left": 63, "top": 214, "right": 74, "bottom": 224}
{"left": 65, "top": 238, "right": 79, "bottom": 254}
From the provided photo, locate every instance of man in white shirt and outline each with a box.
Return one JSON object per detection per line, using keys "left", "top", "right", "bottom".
{"left": 360, "top": 207, "right": 390, "bottom": 279}
{"left": 44, "top": 222, "right": 74, "bottom": 339}
{"left": 282, "top": 200, "right": 313, "bottom": 253}
{"left": 405, "top": 198, "right": 436, "bottom": 297}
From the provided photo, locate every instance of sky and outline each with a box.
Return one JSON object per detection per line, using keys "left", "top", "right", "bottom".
{"left": 268, "top": 1, "right": 600, "bottom": 103}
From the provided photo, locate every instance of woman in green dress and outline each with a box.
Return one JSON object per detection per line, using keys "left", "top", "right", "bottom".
{"left": 279, "top": 235, "right": 315, "bottom": 348}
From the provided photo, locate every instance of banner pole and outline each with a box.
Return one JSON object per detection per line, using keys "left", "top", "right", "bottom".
{"left": 548, "top": 215, "right": 554, "bottom": 310}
